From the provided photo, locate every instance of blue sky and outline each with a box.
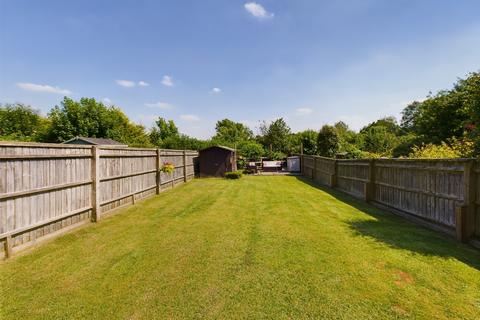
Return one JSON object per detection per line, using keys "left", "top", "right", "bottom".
{"left": 1, "top": 0, "right": 480, "bottom": 138}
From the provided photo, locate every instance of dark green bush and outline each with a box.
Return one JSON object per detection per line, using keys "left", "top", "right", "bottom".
{"left": 225, "top": 171, "right": 243, "bottom": 179}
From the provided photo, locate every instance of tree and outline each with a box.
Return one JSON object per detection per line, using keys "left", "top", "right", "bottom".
{"left": 333, "top": 121, "right": 362, "bottom": 158}
{"left": 317, "top": 125, "right": 339, "bottom": 157}
{"left": 237, "top": 140, "right": 264, "bottom": 160}
{"left": 400, "top": 101, "right": 422, "bottom": 133}
{"left": 361, "top": 117, "right": 400, "bottom": 135}
{"left": 0, "top": 103, "right": 48, "bottom": 141}
{"left": 258, "top": 118, "right": 292, "bottom": 155}
{"left": 149, "top": 117, "right": 208, "bottom": 150}
{"left": 212, "top": 119, "right": 253, "bottom": 147}
{"left": 360, "top": 125, "right": 397, "bottom": 155}
{"left": 149, "top": 117, "right": 180, "bottom": 146}
{"left": 160, "top": 134, "right": 208, "bottom": 150}
{"left": 293, "top": 130, "right": 318, "bottom": 155}
{"left": 46, "top": 97, "right": 150, "bottom": 146}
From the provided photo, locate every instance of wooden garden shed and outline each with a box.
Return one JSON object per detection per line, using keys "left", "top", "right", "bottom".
{"left": 199, "top": 146, "right": 237, "bottom": 177}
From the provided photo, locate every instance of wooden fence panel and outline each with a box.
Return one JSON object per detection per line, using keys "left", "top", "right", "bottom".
{"left": 303, "top": 156, "right": 314, "bottom": 179}
{"left": 313, "top": 157, "right": 335, "bottom": 186}
{"left": 374, "top": 159, "right": 465, "bottom": 228}
{"left": 99, "top": 148, "right": 158, "bottom": 213}
{"left": 336, "top": 160, "right": 370, "bottom": 199}
{"left": 0, "top": 142, "right": 198, "bottom": 258}
{"left": 0, "top": 144, "right": 93, "bottom": 256}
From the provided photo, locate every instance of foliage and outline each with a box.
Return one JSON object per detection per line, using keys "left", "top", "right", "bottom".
{"left": 149, "top": 117, "right": 208, "bottom": 150}
{"left": 237, "top": 140, "right": 264, "bottom": 160}
{"left": 408, "top": 138, "right": 475, "bottom": 159}
{"left": 161, "top": 162, "right": 175, "bottom": 174}
{"left": 266, "top": 151, "right": 286, "bottom": 160}
{"left": 258, "top": 118, "right": 292, "bottom": 154}
{"left": 224, "top": 170, "right": 243, "bottom": 179}
{"left": 292, "top": 130, "right": 318, "bottom": 155}
{"left": 0, "top": 103, "right": 48, "bottom": 141}
{"left": 149, "top": 118, "right": 179, "bottom": 146}
{"left": 333, "top": 121, "right": 362, "bottom": 158}
{"left": 317, "top": 125, "right": 339, "bottom": 157}
{"left": 391, "top": 133, "right": 422, "bottom": 158}
{"left": 212, "top": 119, "right": 253, "bottom": 147}
{"left": 359, "top": 125, "right": 398, "bottom": 156}
{"left": 362, "top": 117, "right": 400, "bottom": 135}
{"left": 47, "top": 97, "right": 150, "bottom": 146}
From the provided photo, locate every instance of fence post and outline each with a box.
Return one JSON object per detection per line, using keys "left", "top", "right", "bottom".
{"left": 91, "top": 146, "right": 100, "bottom": 222}
{"left": 365, "top": 159, "right": 376, "bottom": 202}
{"left": 312, "top": 156, "right": 317, "bottom": 181}
{"left": 156, "top": 149, "right": 161, "bottom": 194}
{"left": 4, "top": 235, "right": 12, "bottom": 258}
{"left": 456, "top": 160, "right": 476, "bottom": 242}
{"left": 183, "top": 150, "right": 187, "bottom": 182}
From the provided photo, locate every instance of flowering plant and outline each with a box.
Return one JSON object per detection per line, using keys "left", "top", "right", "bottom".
{"left": 161, "top": 162, "right": 175, "bottom": 174}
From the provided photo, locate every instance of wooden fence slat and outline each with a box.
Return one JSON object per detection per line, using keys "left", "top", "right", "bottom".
{"left": 91, "top": 146, "right": 100, "bottom": 222}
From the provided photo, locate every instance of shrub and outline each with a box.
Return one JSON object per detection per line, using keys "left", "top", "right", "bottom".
{"left": 408, "top": 138, "right": 474, "bottom": 159}
{"left": 225, "top": 171, "right": 243, "bottom": 179}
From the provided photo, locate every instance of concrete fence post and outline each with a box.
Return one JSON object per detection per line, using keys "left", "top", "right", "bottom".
{"left": 91, "top": 146, "right": 100, "bottom": 222}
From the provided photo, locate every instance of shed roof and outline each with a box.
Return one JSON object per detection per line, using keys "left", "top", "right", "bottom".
{"left": 200, "top": 145, "right": 236, "bottom": 152}
{"left": 63, "top": 136, "right": 127, "bottom": 146}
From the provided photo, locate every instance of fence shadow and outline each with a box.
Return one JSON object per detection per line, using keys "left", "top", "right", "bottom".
{"left": 294, "top": 176, "right": 480, "bottom": 271}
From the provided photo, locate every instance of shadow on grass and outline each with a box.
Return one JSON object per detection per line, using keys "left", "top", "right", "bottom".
{"left": 294, "top": 176, "right": 480, "bottom": 271}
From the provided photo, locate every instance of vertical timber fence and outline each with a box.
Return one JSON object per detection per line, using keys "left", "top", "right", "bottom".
{"left": 0, "top": 142, "right": 198, "bottom": 258}
{"left": 301, "top": 155, "right": 480, "bottom": 248}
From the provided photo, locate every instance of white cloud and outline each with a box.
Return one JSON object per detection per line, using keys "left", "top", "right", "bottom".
{"left": 244, "top": 2, "right": 274, "bottom": 19}
{"left": 296, "top": 107, "right": 313, "bottom": 116}
{"left": 210, "top": 87, "right": 222, "bottom": 94}
{"left": 116, "top": 80, "right": 136, "bottom": 87}
{"left": 16, "top": 82, "right": 71, "bottom": 95}
{"left": 180, "top": 114, "right": 200, "bottom": 122}
{"left": 138, "top": 81, "right": 150, "bottom": 87}
{"left": 162, "top": 75, "right": 174, "bottom": 87}
{"left": 145, "top": 102, "right": 172, "bottom": 109}
{"left": 103, "top": 98, "right": 112, "bottom": 105}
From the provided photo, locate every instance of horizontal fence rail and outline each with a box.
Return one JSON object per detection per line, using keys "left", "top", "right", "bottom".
{"left": 0, "top": 142, "right": 198, "bottom": 258}
{"left": 301, "top": 155, "right": 479, "bottom": 247}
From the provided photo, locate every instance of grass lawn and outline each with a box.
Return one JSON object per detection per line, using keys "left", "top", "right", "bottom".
{"left": 1, "top": 176, "right": 479, "bottom": 319}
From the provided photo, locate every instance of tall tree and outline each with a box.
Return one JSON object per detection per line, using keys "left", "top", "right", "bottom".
{"left": 317, "top": 125, "right": 339, "bottom": 157}
{"left": 259, "top": 118, "right": 292, "bottom": 154}
{"left": 212, "top": 119, "right": 253, "bottom": 147}
{"left": 149, "top": 117, "right": 180, "bottom": 146}
{"left": 46, "top": 97, "right": 150, "bottom": 146}
{"left": 0, "top": 103, "right": 48, "bottom": 141}
{"left": 360, "top": 125, "right": 397, "bottom": 155}
{"left": 293, "top": 130, "right": 318, "bottom": 155}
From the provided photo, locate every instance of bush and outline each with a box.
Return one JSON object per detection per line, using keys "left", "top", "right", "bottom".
{"left": 408, "top": 138, "right": 474, "bottom": 159}
{"left": 225, "top": 171, "right": 243, "bottom": 179}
